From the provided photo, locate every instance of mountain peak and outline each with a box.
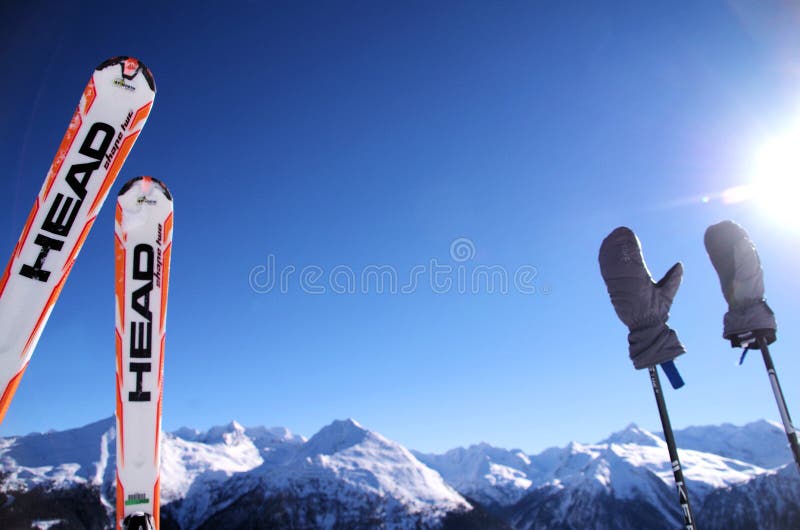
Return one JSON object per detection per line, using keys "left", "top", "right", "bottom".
{"left": 334, "top": 417, "right": 363, "bottom": 429}
{"left": 300, "top": 418, "right": 371, "bottom": 457}
{"left": 599, "top": 423, "right": 665, "bottom": 447}
{"left": 183, "top": 420, "right": 248, "bottom": 445}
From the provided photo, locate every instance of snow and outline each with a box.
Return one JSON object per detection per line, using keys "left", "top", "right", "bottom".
{"left": 160, "top": 427, "right": 263, "bottom": 501}
{"left": 123, "top": 417, "right": 468, "bottom": 528}
{"left": 672, "top": 419, "right": 791, "bottom": 469}
{"left": 602, "top": 423, "right": 666, "bottom": 447}
{"left": 31, "top": 520, "right": 64, "bottom": 529}
{"left": 414, "top": 441, "right": 536, "bottom": 505}
{"left": 420, "top": 420, "right": 790, "bottom": 508}
{"left": 160, "top": 419, "right": 305, "bottom": 528}
{"left": 265, "top": 418, "right": 470, "bottom": 517}
{"left": 606, "top": 440, "right": 766, "bottom": 499}
{"left": 0, "top": 415, "right": 794, "bottom": 528}
{"left": 486, "top": 462, "right": 533, "bottom": 490}
{"left": 0, "top": 417, "right": 115, "bottom": 491}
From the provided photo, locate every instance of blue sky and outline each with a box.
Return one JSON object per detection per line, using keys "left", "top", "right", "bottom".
{"left": 0, "top": 1, "right": 799, "bottom": 454}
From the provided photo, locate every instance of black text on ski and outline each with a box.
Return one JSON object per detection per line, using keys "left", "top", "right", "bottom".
{"left": 129, "top": 244, "right": 154, "bottom": 402}
{"left": 103, "top": 110, "right": 132, "bottom": 170}
{"left": 19, "top": 122, "right": 115, "bottom": 282}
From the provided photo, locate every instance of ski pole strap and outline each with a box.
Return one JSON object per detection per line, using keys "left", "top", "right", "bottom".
{"left": 739, "top": 346, "right": 751, "bottom": 365}
{"left": 660, "top": 360, "right": 684, "bottom": 389}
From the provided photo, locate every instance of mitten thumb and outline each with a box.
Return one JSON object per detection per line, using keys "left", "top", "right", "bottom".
{"left": 655, "top": 262, "right": 683, "bottom": 308}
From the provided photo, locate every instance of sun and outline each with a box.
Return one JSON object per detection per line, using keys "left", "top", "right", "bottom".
{"left": 749, "top": 125, "right": 800, "bottom": 229}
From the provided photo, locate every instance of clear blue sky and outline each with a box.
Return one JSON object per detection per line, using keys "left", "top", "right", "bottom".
{"left": 1, "top": 1, "right": 799, "bottom": 454}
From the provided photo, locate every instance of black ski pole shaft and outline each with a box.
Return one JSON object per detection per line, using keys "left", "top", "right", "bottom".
{"left": 649, "top": 365, "right": 696, "bottom": 530}
{"left": 756, "top": 335, "right": 800, "bottom": 472}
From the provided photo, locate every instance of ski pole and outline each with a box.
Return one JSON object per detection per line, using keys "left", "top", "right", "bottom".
{"left": 649, "top": 365, "right": 696, "bottom": 530}
{"left": 756, "top": 335, "right": 800, "bottom": 471}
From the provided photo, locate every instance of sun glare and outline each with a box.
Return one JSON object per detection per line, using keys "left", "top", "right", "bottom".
{"left": 750, "top": 124, "right": 800, "bottom": 228}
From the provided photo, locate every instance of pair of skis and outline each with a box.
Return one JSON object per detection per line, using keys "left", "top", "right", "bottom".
{"left": 0, "top": 58, "right": 170, "bottom": 530}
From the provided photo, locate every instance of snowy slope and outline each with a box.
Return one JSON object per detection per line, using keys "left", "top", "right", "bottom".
{"left": 160, "top": 420, "right": 306, "bottom": 528}
{"left": 698, "top": 463, "right": 800, "bottom": 530}
{"left": 418, "top": 422, "right": 783, "bottom": 510}
{"left": 0, "top": 417, "right": 115, "bottom": 492}
{"left": 672, "top": 420, "right": 792, "bottom": 469}
{"left": 597, "top": 425, "right": 769, "bottom": 498}
{"left": 285, "top": 418, "right": 466, "bottom": 513}
{"left": 414, "top": 443, "right": 533, "bottom": 506}
{"left": 195, "top": 419, "right": 471, "bottom": 529}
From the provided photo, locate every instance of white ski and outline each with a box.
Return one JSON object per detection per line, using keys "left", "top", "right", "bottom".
{"left": 115, "top": 177, "right": 173, "bottom": 530}
{"left": 0, "top": 57, "right": 156, "bottom": 423}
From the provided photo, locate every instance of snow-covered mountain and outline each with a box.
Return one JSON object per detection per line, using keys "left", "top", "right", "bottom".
{"left": 188, "top": 418, "right": 473, "bottom": 529}
{"left": 0, "top": 417, "right": 479, "bottom": 529}
{"left": 670, "top": 420, "right": 791, "bottom": 469}
{"left": 0, "top": 417, "right": 798, "bottom": 529}
{"left": 699, "top": 463, "right": 800, "bottom": 530}
{"left": 159, "top": 420, "right": 305, "bottom": 529}
{"left": 416, "top": 420, "right": 800, "bottom": 530}
{"left": 413, "top": 442, "right": 534, "bottom": 506}
{"left": 415, "top": 421, "right": 778, "bottom": 510}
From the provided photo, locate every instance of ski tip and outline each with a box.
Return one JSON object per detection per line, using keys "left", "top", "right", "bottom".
{"left": 119, "top": 176, "right": 172, "bottom": 202}
{"left": 96, "top": 56, "right": 156, "bottom": 92}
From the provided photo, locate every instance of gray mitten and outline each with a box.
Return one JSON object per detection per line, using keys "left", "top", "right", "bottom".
{"left": 704, "top": 220, "right": 776, "bottom": 347}
{"left": 599, "top": 227, "right": 686, "bottom": 369}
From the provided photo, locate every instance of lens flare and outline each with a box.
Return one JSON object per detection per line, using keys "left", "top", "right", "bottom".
{"left": 750, "top": 125, "right": 800, "bottom": 229}
{"left": 721, "top": 185, "right": 754, "bottom": 205}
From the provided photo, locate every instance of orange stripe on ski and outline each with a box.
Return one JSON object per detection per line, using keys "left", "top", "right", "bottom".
{"left": 20, "top": 261, "right": 73, "bottom": 360}
{"left": 160, "top": 243, "right": 171, "bottom": 331}
{"left": 116, "top": 473, "right": 124, "bottom": 530}
{"left": 82, "top": 78, "right": 97, "bottom": 114}
{"left": 153, "top": 477, "right": 161, "bottom": 530}
{"left": 115, "top": 330, "right": 123, "bottom": 382}
{"left": 163, "top": 212, "right": 173, "bottom": 241}
{"left": 130, "top": 101, "right": 152, "bottom": 132}
{"left": 116, "top": 382, "right": 125, "bottom": 467}
{"left": 115, "top": 202, "right": 123, "bottom": 225}
{"left": 158, "top": 335, "right": 166, "bottom": 389}
{"left": 88, "top": 131, "right": 140, "bottom": 215}
{"left": 62, "top": 216, "right": 96, "bottom": 272}
{"left": 115, "top": 234, "right": 126, "bottom": 333}
{"left": 0, "top": 363, "right": 29, "bottom": 425}
{"left": 0, "top": 261, "right": 11, "bottom": 300}
{"left": 155, "top": 389, "right": 162, "bottom": 466}
{"left": 43, "top": 111, "right": 83, "bottom": 201}
{"left": 155, "top": 333, "right": 165, "bottom": 467}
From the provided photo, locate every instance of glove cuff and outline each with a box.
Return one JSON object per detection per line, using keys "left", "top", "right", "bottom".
{"left": 629, "top": 323, "right": 686, "bottom": 369}
{"left": 723, "top": 300, "right": 777, "bottom": 346}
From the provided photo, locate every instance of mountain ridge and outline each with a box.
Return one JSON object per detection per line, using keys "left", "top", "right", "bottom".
{"left": 1, "top": 416, "right": 798, "bottom": 529}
